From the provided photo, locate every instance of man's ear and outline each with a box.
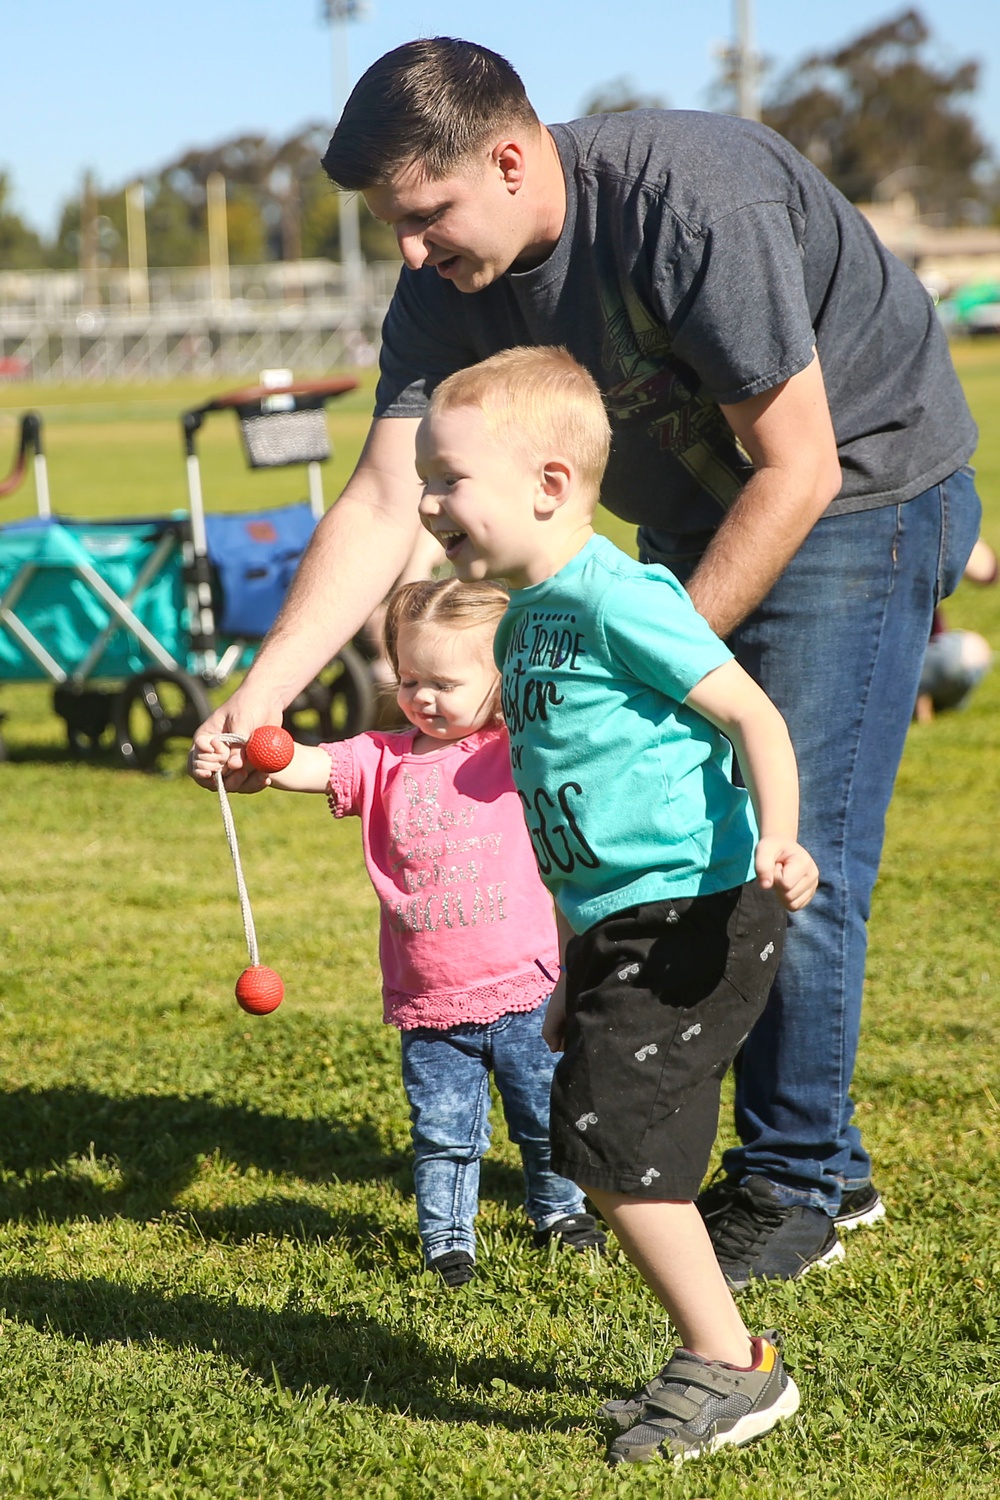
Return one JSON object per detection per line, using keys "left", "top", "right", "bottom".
{"left": 493, "top": 140, "right": 527, "bottom": 193}
{"left": 536, "top": 459, "right": 573, "bottom": 514}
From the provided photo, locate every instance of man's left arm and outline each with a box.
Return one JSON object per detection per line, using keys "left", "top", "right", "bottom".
{"left": 684, "top": 352, "right": 843, "bottom": 638}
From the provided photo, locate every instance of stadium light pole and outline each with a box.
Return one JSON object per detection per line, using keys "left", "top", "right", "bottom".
{"left": 321, "top": 0, "right": 366, "bottom": 319}
{"left": 125, "top": 181, "right": 149, "bottom": 313}
{"left": 733, "top": 0, "right": 761, "bottom": 122}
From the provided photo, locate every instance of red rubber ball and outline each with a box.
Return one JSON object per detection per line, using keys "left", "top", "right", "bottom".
{"left": 235, "top": 965, "right": 284, "bottom": 1015}
{"left": 245, "top": 725, "right": 295, "bottom": 773}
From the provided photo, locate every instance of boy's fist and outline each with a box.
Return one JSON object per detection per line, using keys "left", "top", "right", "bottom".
{"left": 755, "top": 837, "right": 819, "bottom": 912}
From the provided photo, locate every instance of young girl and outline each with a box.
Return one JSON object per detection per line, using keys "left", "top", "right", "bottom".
{"left": 195, "top": 577, "right": 604, "bottom": 1285}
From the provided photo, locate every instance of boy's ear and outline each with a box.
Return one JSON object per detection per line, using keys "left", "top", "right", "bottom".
{"left": 536, "top": 458, "right": 573, "bottom": 514}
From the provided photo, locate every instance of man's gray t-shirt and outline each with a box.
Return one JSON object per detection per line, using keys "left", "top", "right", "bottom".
{"left": 375, "top": 109, "right": 976, "bottom": 532}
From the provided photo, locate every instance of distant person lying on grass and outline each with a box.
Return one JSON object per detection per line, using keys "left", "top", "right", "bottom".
{"left": 915, "top": 538, "right": 996, "bottom": 722}
{"left": 193, "top": 576, "right": 606, "bottom": 1287}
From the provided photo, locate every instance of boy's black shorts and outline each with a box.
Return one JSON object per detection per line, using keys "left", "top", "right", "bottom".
{"left": 550, "top": 880, "right": 785, "bottom": 1199}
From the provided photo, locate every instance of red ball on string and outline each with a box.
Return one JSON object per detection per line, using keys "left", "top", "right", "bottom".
{"left": 244, "top": 725, "right": 295, "bottom": 774}
{"left": 235, "top": 965, "right": 284, "bottom": 1015}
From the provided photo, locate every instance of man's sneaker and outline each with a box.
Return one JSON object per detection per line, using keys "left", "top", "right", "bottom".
{"left": 533, "top": 1212, "right": 607, "bottom": 1253}
{"left": 707, "top": 1175, "right": 845, "bottom": 1290}
{"left": 427, "top": 1250, "right": 474, "bottom": 1287}
{"left": 700, "top": 1174, "right": 886, "bottom": 1234}
{"left": 835, "top": 1182, "right": 886, "bottom": 1231}
{"left": 606, "top": 1336, "right": 800, "bottom": 1467}
{"left": 696, "top": 1171, "right": 740, "bottom": 1228}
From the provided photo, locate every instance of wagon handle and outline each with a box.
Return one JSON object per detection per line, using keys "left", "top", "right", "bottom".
{"left": 0, "top": 412, "right": 42, "bottom": 497}
{"left": 186, "top": 375, "right": 358, "bottom": 419}
{"left": 0, "top": 412, "right": 50, "bottom": 516}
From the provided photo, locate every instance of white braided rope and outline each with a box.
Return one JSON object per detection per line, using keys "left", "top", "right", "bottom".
{"left": 216, "top": 734, "right": 258, "bottom": 968}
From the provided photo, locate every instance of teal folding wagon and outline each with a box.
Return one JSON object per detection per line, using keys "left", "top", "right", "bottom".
{"left": 0, "top": 379, "right": 376, "bottom": 765}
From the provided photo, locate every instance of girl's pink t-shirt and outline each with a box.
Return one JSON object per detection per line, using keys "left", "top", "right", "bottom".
{"left": 322, "top": 727, "right": 558, "bottom": 1030}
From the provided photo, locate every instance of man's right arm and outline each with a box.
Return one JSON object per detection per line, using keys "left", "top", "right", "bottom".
{"left": 190, "top": 415, "right": 423, "bottom": 784}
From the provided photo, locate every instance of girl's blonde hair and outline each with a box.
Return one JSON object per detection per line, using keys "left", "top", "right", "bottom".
{"left": 429, "top": 345, "right": 612, "bottom": 498}
{"left": 383, "top": 576, "right": 510, "bottom": 724}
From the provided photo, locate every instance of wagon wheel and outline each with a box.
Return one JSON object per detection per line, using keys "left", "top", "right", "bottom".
{"left": 52, "top": 685, "right": 115, "bottom": 757}
{"left": 282, "top": 643, "right": 375, "bottom": 745}
{"left": 113, "top": 669, "right": 212, "bottom": 770}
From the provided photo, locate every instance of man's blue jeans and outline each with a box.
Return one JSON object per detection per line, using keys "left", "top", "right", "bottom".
{"left": 639, "top": 468, "right": 982, "bottom": 1213}
{"left": 399, "top": 1000, "right": 585, "bottom": 1261}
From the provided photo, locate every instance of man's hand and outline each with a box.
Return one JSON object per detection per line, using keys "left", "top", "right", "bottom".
{"left": 542, "top": 973, "right": 568, "bottom": 1054}
{"left": 755, "top": 836, "right": 819, "bottom": 912}
{"left": 187, "top": 413, "right": 425, "bottom": 791}
{"left": 686, "top": 354, "right": 842, "bottom": 638}
{"left": 187, "top": 683, "right": 283, "bottom": 793}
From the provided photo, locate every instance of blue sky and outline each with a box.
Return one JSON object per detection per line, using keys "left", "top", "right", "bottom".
{"left": 3, "top": 0, "right": 998, "bottom": 238}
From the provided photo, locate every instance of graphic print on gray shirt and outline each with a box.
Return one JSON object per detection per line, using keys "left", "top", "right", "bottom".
{"left": 375, "top": 110, "right": 976, "bottom": 533}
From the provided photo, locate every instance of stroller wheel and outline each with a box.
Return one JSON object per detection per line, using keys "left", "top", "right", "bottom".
{"left": 283, "top": 643, "right": 375, "bottom": 745}
{"left": 113, "top": 669, "right": 212, "bottom": 770}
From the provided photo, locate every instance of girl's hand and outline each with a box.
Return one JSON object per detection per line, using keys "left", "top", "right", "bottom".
{"left": 542, "top": 974, "right": 568, "bottom": 1054}
{"left": 755, "top": 836, "right": 819, "bottom": 912}
{"left": 189, "top": 734, "right": 231, "bottom": 782}
{"left": 188, "top": 732, "right": 270, "bottom": 794}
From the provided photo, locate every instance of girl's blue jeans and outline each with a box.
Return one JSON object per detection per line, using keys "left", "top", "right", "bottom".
{"left": 639, "top": 467, "right": 982, "bottom": 1213}
{"left": 399, "top": 999, "right": 585, "bottom": 1262}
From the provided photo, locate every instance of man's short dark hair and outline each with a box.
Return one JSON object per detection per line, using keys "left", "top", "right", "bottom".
{"left": 321, "top": 38, "right": 539, "bottom": 189}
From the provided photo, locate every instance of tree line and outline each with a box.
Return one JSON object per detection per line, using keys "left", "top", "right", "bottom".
{"left": 0, "top": 123, "right": 400, "bottom": 274}
{"left": 0, "top": 9, "right": 995, "bottom": 274}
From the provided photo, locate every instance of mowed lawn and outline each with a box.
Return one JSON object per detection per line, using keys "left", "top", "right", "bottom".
{"left": 0, "top": 346, "right": 998, "bottom": 1499}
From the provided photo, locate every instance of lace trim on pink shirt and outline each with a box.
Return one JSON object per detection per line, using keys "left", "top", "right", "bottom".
{"left": 385, "top": 968, "right": 550, "bottom": 1030}
{"left": 324, "top": 742, "right": 353, "bottom": 817}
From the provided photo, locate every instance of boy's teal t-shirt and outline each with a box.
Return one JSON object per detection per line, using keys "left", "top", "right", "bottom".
{"left": 494, "top": 535, "right": 759, "bottom": 933}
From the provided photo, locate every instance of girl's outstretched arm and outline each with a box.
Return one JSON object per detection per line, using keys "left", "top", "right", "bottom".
{"left": 264, "top": 743, "right": 335, "bottom": 794}
{"left": 189, "top": 735, "right": 332, "bottom": 794}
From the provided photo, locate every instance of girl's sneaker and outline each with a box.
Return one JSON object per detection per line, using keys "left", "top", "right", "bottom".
{"left": 533, "top": 1212, "right": 607, "bottom": 1253}
{"left": 427, "top": 1250, "right": 474, "bottom": 1287}
{"left": 605, "top": 1336, "right": 799, "bottom": 1467}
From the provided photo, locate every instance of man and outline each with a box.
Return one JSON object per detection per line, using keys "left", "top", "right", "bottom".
{"left": 192, "top": 38, "right": 981, "bottom": 1285}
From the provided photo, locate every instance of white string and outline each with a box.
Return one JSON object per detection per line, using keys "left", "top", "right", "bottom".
{"left": 216, "top": 734, "right": 258, "bottom": 968}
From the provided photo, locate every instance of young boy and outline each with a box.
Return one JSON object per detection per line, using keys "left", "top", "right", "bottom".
{"left": 416, "top": 345, "right": 819, "bottom": 1468}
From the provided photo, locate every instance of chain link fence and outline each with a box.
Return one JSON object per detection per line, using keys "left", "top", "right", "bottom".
{"left": 0, "top": 260, "right": 399, "bottom": 384}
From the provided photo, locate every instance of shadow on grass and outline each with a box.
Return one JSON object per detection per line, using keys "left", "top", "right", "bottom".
{"left": 0, "top": 1271, "right": 585, "bottom": 1432}
{"left": 0, "top": 1082, "right": 404, "bottom": 1224}
{"left": 3, "top": 746, "right": 123, "bottom": 766}
{"left": 0, "top": 1084, "right": 530, "bottom": 1243}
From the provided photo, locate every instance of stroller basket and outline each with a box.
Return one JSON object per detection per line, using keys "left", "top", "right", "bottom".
{"left": 239, "top": 406, "right": 330, "bottom": 469}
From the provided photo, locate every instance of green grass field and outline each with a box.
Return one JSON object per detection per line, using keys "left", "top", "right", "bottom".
{"left": 0, "top": 347, "right": 998, "bottom": 1499}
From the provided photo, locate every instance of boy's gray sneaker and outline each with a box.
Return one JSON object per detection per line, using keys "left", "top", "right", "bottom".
{"left": 598, "top": 1367, "right": 676, "bottom": 1433}
{"left": 606, "top": 1337, "right": 800, "bottom": 1466}
{"left": 597, "top": 1328, "right": 786, "bottom": 1432}
{"left": 835, "top": 1182, "right": 885, "bottom": 1231}
{"left": 705, "top": 1175, "right": 845, "bottom": 1289}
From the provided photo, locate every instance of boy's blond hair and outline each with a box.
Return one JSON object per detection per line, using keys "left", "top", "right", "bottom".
{"left": 428, "top": 347, "right": 611, "bottom": 499}
{"left": 383, "top": 577, "right": 509, "bottom": 724}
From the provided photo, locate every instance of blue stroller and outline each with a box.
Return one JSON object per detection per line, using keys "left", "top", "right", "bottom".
{"left": 0, "top": 378, "right": 377, "bottom": 767}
